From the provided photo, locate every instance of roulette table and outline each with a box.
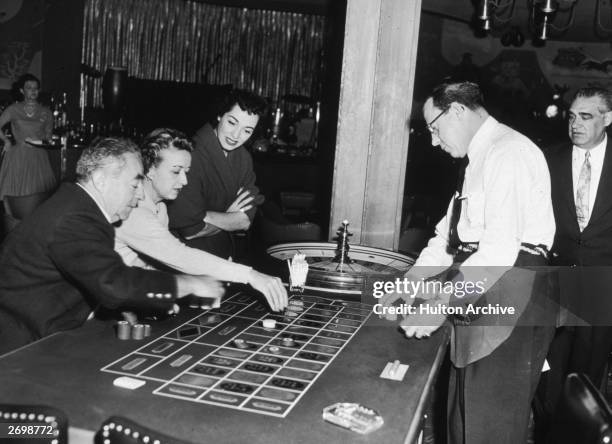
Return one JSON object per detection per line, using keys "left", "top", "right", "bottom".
{"left": 0, "top": 288, "right": 448, "bottom": 444}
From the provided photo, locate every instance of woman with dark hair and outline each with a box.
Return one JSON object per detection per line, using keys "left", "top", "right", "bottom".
{"left": 0, "top": 73, "right": 56, "bottom": 202}
{"left": 167, "top": 89, "right": 266, "bottom": 259}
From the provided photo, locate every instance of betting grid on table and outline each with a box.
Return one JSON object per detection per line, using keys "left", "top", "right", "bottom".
{"left": 101, "top": 292, "right": 372, "bottom": 418}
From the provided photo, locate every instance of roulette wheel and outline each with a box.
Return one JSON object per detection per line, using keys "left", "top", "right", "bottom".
{"left": 266, "top": 221, "right": 415, "bottom": 296}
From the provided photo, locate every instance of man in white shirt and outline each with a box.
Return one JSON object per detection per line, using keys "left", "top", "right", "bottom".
{"left": 381, "top": 82, "right": 556, "bottom": 444}
{"left": 114, "top": 128, "right": 287, "bottom": 312}
{"left": 535, "top": 87, "right": 612, "bottom": 441}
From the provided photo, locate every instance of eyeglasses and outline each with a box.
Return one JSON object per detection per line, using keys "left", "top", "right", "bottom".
{"left": 426, "top": 108, "right": 448, "bottom": 134}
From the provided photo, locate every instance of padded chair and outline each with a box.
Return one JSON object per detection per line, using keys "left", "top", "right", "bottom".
{"left": 548, "top": 373, "right": 612, "bottom": 444}
{"left": 2, "top": 190, "right": 53, "bottom": 235}
{"left": 95, "top": 416, "right": 191, "bottom": 444}
{"left": 0, "top": 404, "right": 68, "bottom": 444}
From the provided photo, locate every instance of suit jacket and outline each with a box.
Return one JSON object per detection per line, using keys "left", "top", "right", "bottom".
{"left": 0, "top": 183, "right": 177, "bottom": 341}
{"left": 548, "top": 138, "right": 612, "bottom": 266}
{"left": 547, "top": 139, "right": 612, "bottom": 326}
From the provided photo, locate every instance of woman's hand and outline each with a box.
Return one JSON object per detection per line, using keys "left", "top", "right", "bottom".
{"left": 246, "top": 269, "right": 288, "bottom": 312}
{"left": 226, "top": 187, "right": 254, "bottom": 214}
{"left": 1, "top": 142, "right": 12, "bottom": 155}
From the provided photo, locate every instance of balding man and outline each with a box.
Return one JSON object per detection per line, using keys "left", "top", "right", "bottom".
{"left": 536, "top": 87, "right": 612, "bottom": 440}
{"left": 0, "top": 137, "right": 222, "bottom": 355}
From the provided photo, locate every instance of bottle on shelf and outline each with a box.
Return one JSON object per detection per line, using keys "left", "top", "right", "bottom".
{"left": 60, "top": 92, "right": 68, "bottom": 128}
{"left": 51, "top": 92, "right": 69, "bottom": 141}
{"left": 270, "top": 106, "right": 282, "bottom": 145}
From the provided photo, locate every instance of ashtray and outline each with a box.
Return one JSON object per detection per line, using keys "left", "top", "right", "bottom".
{"left": 322, "top": 402, "right": 383, "bottom": 434}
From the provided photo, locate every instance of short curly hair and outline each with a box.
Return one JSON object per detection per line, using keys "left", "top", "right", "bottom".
{"left": 76, "top": 137, "right": 140, "bottom": 183}
{"left": 140, "top": 128, "right": 193, "bottom": 174}
{"left": 17, "top": 73, "right": 40, "bottom": 90}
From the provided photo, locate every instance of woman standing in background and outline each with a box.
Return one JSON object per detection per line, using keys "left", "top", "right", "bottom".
{"left": 0, "top": 73, "right": 56, "bottom": 204}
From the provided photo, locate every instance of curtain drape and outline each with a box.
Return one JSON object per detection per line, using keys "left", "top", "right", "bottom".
{"left": 81, "top": 0, "right": 326, "bottom": 107}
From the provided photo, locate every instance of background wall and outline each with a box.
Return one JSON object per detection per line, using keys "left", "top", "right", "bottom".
{"left": 0, "top": 0, "right": 44, "bottom": 98}
{"left": 401, "top": 11, "right": 612, "bottom": 251}
{"left": 413, "top": 12, "right": 612, "bottom": 122}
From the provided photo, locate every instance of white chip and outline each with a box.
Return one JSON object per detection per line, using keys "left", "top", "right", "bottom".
{"left": 262, "top": 319, "right": 276, "bottom": 329}
{"left": 113, "top": 376, "right": 146, "bottom": 390}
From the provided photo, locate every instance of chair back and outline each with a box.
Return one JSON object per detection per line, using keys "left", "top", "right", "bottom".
{"left": 0, "top": 404, "right": 68, "bottom": 444}
{"left": 549, "top": 373, "right": 612, "bottom": 444}
{"left": 95, "top": 416, "right": 192, "bottom": 444}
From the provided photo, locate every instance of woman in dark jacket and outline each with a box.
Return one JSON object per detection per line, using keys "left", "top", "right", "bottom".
{"left": 167, "top": 89, "right": 266, "bottom": 259}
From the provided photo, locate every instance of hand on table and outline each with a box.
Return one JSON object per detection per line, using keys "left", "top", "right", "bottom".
{"left": 378, "top": 289, "right": 416, "bottom": 321}
{"left": 399, "top": 299, "right": 447, "bottom": 339}
{"left": 247, "top": 269, "right": 288, "bottom": 312}
{"left": 176, "top": 275, "right": 225, "bottom": 308}
{"left": 378, "top": 273, "right": 424, "bottom": 321}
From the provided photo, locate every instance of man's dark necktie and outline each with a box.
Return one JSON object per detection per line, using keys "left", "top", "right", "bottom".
{"left": 447, "top": 156, "right": 469, "bottom": 254}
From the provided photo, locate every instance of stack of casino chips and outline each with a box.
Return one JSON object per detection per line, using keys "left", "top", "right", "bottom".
{"left": 117, "top": 321, "right": 152, "bottom": 340}
{"left": 283, "top": 298, "right": 304, "bottom": 321}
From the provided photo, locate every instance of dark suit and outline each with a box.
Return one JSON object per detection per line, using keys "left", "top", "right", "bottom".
{"left": 0, "top": 183, "right": 177, "bottom": 354}
{"left": 549, "top": 139, "right": 612, "bottom": 266}
{"left": 536, "top": 138, "right": 612, "bottom": 439}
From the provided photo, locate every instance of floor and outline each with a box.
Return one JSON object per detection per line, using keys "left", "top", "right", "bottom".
{"left": 423, "top": 358, "right": 612, "bottom": 444}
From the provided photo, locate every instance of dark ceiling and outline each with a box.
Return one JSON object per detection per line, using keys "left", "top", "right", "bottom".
{"left": 422, "top": 0, "right": 612, "bottom": 42}
{"left": 195, "top": 0, "right": 612, "bottom": 42}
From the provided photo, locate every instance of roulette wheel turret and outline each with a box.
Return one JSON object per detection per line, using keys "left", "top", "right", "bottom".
{"left": 266, "top": 221, "right": 415, "bottom": 298}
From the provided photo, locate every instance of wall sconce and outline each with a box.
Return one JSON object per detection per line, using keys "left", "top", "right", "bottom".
{"left": 475, "top": 0, "right": 577, "bottom": 42}
{"left": 538, "top": 14, "right": 551, "bottom": 40}
{"left": 478, "top": 0, "right": 493, "bottom": 20}
{"left": 534, "top": 0, "right": 556, "bottom": 41}
{"left": 539, "top": 0, "right": 558, "bottom": 14}
{"left": 476, "top": 0, "right": 516, "bottom": 32}
{"left": 532, "top": 0, "right": 577, "bottom": 42}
